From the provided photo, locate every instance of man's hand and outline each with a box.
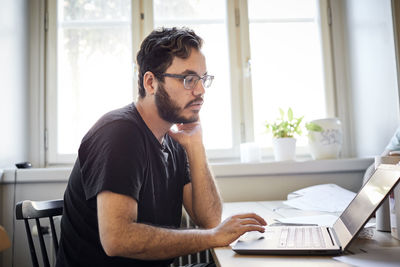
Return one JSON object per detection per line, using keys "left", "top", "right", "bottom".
{"left": 168, "top": 121, "right": 203, "bottom": 149}
{"left": 211, "top": 213, "right": 267, "bottom": 247}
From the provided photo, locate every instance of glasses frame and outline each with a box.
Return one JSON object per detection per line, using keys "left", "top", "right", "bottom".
{"left": 158, "top": 73, "right": 214, "bottom": 90}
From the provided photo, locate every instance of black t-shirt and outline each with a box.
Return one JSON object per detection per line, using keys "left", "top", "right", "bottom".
{"left": 56, "top": 103, "right": 191, "bottom": 267}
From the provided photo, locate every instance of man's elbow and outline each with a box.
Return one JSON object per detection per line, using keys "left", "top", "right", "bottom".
{"left": 207, "top": 218, "right": 222, "bottom": 229}
{"left": 100, "top": 233, "right": 147, "bottom": 258}
{"left": 101, "top": 235, "right": 122, "bottom": 257}
{"left": 199, "top": 216, "right": 221, "bottom": 229}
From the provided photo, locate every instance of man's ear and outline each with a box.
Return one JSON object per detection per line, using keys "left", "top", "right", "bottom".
{"left": 143, "top": 71, "right": 158, "bottom": 96}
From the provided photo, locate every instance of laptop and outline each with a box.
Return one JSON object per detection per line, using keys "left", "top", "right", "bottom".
{"left": 232, "top": 164, "right": 400, "bottom": 255}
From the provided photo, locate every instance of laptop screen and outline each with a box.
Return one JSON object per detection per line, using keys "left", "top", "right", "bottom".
{"left": 333, "top": 164, "right": 400, "bottom": 249}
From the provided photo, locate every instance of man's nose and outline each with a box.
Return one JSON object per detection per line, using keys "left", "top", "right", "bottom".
{"left": 192, "top": 80, "right": 205, "bottom": 96}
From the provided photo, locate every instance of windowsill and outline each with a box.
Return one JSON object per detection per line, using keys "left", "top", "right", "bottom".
{"left": 0, "top": 157, "right": 373, "bottom": 184}
{"left": 211, "top": 157, "right": 373, "bottom": 177}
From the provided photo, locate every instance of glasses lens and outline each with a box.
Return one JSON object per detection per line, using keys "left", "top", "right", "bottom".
{"left": 184, "top": 75, "right": 199, "bottom": 89}
{"left": 203, "top": 75, "right": 213, "bottom": 88}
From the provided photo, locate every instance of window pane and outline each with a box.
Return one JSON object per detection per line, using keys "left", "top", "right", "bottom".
{"left": 248, "top": 0, "right": 316, "bottom": 20}
{"left": 248, "top": 0, "right": 327, "bottom": 148}
{"left": 57, "top": 0, "right": 133, "bottom": 154}
{"left": 62, "top": 0, "right": 130, "bottom": 21}
{"left": 153, "top": 0, "right": 232, "bottom": 150}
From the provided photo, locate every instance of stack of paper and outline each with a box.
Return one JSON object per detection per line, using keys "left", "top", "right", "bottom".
{"left": 284, "top": 184, "right": 356, "bottom": 213}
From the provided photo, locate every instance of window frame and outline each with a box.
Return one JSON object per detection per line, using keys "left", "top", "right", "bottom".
{"left": 45, "top": 0, "right": 335, "bottom": 165}
{"left": 46, "top": 0, "right": 61, "bottom": 164}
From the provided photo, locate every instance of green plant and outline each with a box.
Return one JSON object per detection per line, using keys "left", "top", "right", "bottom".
{"left": 265, "top": 108, "right": 303, "bottom": 138}
{"left": 305, "top": 122, "right": 323, "bottom": 132}
{"left": 305, "top": 121, "right": 324, "bottom": 141}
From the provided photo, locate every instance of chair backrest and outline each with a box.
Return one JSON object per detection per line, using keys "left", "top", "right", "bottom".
{"left": 15, "top": 199, "right": 63, "bottom": 267}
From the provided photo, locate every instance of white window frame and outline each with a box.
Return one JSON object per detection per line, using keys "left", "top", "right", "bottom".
{"left": 46, "top": 0, "right": 60, "bottom": 164}
{"left": 45, "top": 0, "right": 335, "bottom": 165}
{"left": 46, "top": 0, "right": 145, "bottom": 164}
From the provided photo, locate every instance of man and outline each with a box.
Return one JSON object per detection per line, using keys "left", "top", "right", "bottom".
{"left": 56, "top": 27, "right": 266, "bottom": 267}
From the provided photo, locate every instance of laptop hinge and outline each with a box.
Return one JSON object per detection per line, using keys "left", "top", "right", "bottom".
{"left": 326, "top": 227, "right": 335, "bottom": 246}
{"left": 327, "top": 227, "right": 342, "bottom": 250}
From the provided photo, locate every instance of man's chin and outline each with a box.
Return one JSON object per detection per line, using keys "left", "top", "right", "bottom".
{"left": 175, "top": 114, "right": 199, "bottom": 124}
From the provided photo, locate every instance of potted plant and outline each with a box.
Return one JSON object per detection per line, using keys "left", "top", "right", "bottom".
{"left": 306, "top": 118, "right": 342, "bottom": 159}
{"left": 266, "top": 108, "right": 303, "bottom": 161}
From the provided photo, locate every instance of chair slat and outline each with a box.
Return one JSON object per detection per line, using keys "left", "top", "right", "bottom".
{"left": 24, "top": 220, "right": 39, "bottom": 267}
{"left": 16, "top": 199, "right": 63, "bottom": 267}
{"left": 36, "top": 218, "right": 50, "bottom": 267}
{"left": 49, "top": 217, "right": 59, "bottom": 253}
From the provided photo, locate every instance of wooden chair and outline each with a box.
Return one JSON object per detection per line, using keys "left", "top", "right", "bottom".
{"left": 15, "top": 199, "right": 63, "bottom": 267}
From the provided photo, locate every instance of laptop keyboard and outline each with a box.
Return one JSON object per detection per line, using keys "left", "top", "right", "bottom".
{"left": 279, "top": 227, "right": 326, "bottom": 248}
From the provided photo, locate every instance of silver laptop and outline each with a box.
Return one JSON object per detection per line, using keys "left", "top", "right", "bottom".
{"left": 233, "top": 164, "right": 400, "bottom": 255}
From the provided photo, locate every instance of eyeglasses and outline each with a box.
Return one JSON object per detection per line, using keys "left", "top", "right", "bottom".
{"left": 159, "top": 73, "right": 214, "bottom": 90}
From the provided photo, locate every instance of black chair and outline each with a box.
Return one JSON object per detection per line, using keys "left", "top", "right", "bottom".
{"left": 15, "top": 199, "right": 63, "bottom": 267}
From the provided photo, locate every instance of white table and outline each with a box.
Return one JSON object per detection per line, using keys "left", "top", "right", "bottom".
{"left": 211, "top": 201, "right": 400, "bottom": 267}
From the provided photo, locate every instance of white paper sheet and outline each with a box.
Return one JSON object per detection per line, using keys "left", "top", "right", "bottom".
{"left": 333, "top": 247, "right": 400, "bottom": 267}
{"left": 283, "top": 184, "right": 356, "bottom": 213}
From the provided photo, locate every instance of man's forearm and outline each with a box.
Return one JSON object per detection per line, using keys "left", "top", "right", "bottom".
{"left": 186, "top": 144, "right": 222, "bottom": 228}
{"left": 107, "top": 222, "right": 215, "bottom": 260}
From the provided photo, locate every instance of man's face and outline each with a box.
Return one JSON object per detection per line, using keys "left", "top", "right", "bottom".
{"left": 155, "top": 48, "right": 207, "bottom": 124}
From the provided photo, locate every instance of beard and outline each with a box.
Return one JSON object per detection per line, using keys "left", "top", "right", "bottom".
{"left": 154, "top": 83, "right": 201, "bottom": 124}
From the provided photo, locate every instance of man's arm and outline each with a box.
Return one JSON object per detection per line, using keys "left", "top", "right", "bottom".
{"left": 169, "top": 121, "right": 222, "bottom": 228}
{"left": 97, "top": 191, "right": 266, "bottom": 260}
{"left": 182, "top": 144, "right": 221, "bottom": 228}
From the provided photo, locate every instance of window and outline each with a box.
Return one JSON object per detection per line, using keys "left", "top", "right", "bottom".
{"left": 47, "top": 0, "right": 134, "bottom": 163}
{"left": 46, "top": 0, "right": 334, "bottom": 164}
{"left": 153, "top": 0, "right": 232, "bottom": 150}
{"left": 248, "top": 0, "right": 328, "bottom": 148}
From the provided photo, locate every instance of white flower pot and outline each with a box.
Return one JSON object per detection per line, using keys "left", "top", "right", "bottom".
{"left": 308, "top": 118, "right": 342, "bottom": 160}
{"left": 273, "top": 138, "right": 296, "bottom": 161}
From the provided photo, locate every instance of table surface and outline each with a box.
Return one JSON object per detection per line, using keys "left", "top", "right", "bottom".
{"left": 211, "top": 201, "right": 400, "bottom": 267}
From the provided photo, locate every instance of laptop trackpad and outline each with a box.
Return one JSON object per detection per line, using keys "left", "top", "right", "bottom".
{"left": 236, "top": 229, "right": 277, "bottom": 246}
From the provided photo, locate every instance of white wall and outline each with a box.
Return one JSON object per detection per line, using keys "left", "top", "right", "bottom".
{"left": 0, "top": 0, "right": 29, "bottom": 168}
{"left": 332, "top": 0, "right": 400, "bottom": 158}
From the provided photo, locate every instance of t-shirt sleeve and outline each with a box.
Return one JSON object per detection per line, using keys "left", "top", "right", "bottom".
{"left": 78, "top": 121, "right": 145, "bottom": 201}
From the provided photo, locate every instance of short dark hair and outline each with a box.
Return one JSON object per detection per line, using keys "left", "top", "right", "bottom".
{"left": 136, "top": 27, "right": 203, "bottom": 98}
